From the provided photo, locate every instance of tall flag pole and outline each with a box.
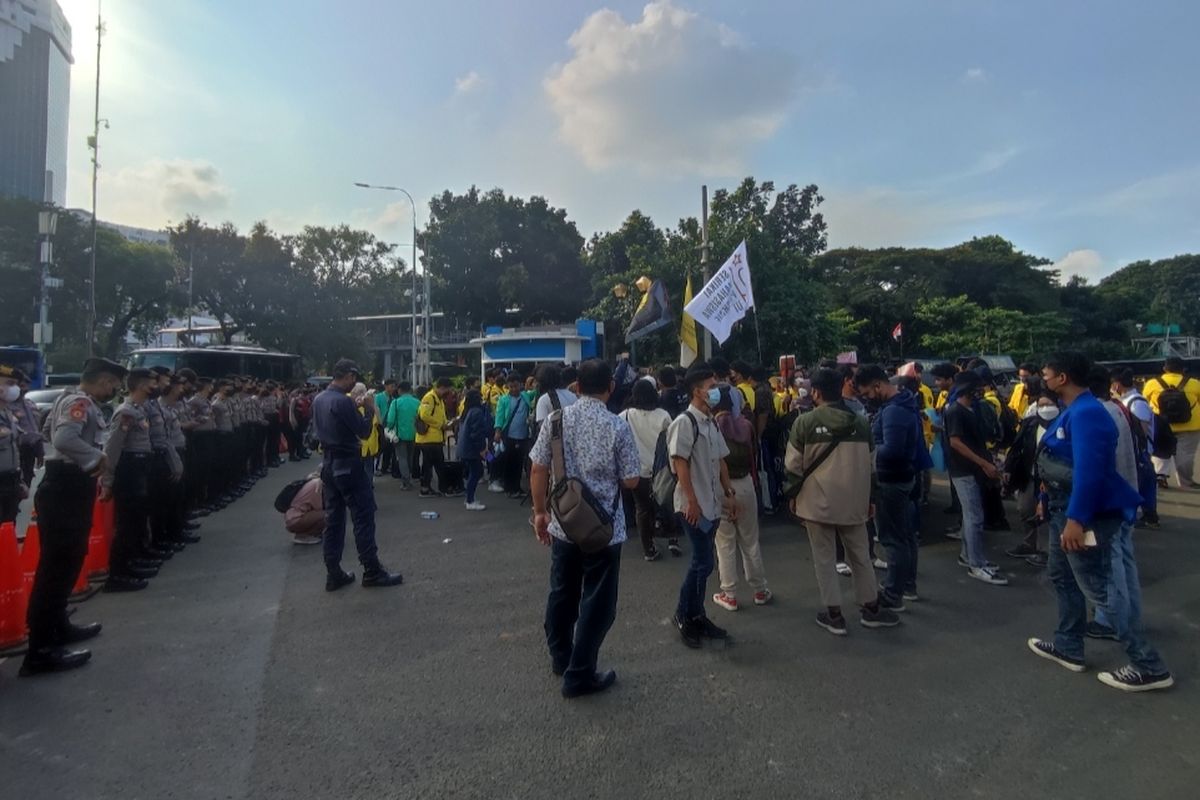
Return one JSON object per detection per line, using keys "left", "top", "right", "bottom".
{"left": 680, "top": 274, "right": 698, "bottom": 366}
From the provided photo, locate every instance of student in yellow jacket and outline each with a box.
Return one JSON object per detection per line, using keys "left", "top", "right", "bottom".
{"left": 416, "top": 379, "right": 462, "bottom": 497}
{"left": 1144, "top": 356, "right": 1200, "bottom": 487}
{"left": 1008, "top": 363, "right": 1038, "bottom": 417}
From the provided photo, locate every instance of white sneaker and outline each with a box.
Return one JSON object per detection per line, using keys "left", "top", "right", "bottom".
{"left": 464, "top": 501, "right": 487, "bottom": 511}
{"left": 968, "top": 565, "right": 1009, "bottom": 586}
{"left": 835, "top": 562, "right": 852, "bottom": 576}
{"left": 488, "top": 482, "right": 506, "bottom": 493}
{"left": 873, "top": 557, "right": 888, "bottom": 570}
{"left": 292, "top": 534, "right": 321, "bottom": 545}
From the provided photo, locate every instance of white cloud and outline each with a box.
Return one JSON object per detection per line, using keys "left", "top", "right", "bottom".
{"left": 1051, "top": 249, "right": 1108, "bottom": 282}
{"left": 962, "top": 67, "right": 987, "bottom": 82}
{"left": 545, "top": 1, "right": 797, "bottom": 175}
{"left": 455, "top": 70, "right": 482, "bottom": 94}
{"left": 98, "top": 158, "right": 231, "bottom": 227}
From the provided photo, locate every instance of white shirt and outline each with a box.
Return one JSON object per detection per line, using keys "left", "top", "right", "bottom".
{"left": 535, "top": 389, "right": 577, "bottom": 424}
{"left": 618, "top": 407, "right": 671, "bottom": 478}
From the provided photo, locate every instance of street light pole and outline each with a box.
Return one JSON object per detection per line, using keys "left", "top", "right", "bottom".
{"left": 86, "top": 2, "right": 105, "bottom": 357}
{"left": 353, "top": 182, "right": 421, "bottom": 384}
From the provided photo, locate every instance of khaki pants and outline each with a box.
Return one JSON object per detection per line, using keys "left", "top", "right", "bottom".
{"left": 715, "top": 474, "right": 767, "bottom": 599}
{"left": 803, "top": 520, "right": 878, "bottom": 609}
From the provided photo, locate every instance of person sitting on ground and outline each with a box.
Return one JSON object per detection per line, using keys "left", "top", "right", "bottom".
{"left": 284, "top": 473, "right": 324, "bottom": 545}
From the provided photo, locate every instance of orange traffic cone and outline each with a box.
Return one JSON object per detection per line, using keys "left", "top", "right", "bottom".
{"left": 20, "top": 515, "right": 41, "bottom": 596}
{"left": 0, "top": 521, "right": 29, "bottom": 654}
{"left": 85, "top": 496, "right": 114, "bottom": 582}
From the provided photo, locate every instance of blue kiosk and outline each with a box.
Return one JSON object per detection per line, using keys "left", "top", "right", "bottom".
{"left": 471, "top": 320, "right": 605, "bottom": 377}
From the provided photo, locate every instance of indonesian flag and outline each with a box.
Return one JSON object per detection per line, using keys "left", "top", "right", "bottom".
{"left": 892, "top": 323, "right": 903, "bottom": 341}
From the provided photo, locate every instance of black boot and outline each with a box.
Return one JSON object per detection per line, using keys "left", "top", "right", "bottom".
{"left": 325, "top": 568, "right": 356, "bottom": 592}
{"left": 60, "top": 621, "right": 103, "bottom": 644}
{"left": 19, "top": 646, "right": 92, "bottom": 677}
{"left": 361, "top": 563, "right": 404, "bottom": 588}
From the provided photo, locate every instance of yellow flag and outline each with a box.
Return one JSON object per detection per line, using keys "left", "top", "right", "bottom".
{"left": 680, "top": 275, "right": 698, "bottom": 366}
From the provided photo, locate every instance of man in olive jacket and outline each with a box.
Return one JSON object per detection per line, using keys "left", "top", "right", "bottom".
{"left": 785, "top": 368, "right": 899, "bottom": 636}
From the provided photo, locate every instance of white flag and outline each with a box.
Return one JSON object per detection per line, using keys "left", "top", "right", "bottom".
{"left": 683, "top": 241, "right": 754, "bottom": 345}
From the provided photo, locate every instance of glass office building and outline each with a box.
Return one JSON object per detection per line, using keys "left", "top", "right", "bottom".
{"left": 0, "top": 0, "right": 72, "bottom": 206}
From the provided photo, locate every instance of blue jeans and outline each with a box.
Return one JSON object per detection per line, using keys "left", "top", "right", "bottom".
{"left": 321, "top": 456, "right": 379, "bottom": 571}
{"left": 1047, "top": 509, "right": 1168, "bottom": 674}
{"left": 676, "top": 516, "right": 717, "bottom": 620}
{"left": 545, "top": 538, "right": 621, "bottom": 689}
{"left": 950, "top": 474, "right": 987, "bottom": 568}
{"left": 464, "top": 459, "right": 483, "bottom": 504}
{"left": 876, "top": 479, "right": 918, "bottom": 598}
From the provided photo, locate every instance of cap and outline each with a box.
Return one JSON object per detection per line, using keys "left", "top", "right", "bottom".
{"left": 0, "top": 364, "right": 28, "bottom": 382}
{"left": 82, "top": 357, "right": 129, "bottom": 380}
{"left": 150, "top": 365, "right": 172, "bottom": 376}
{"left": 331, "top": 358, "right": 361, "bottom": 378}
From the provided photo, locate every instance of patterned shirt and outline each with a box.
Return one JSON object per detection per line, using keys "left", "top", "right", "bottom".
{"left": 529, "top": 395, "right": 641, "bottom": 545}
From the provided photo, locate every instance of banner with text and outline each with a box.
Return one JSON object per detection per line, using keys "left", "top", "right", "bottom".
{"left": 683, "top": 241, "right": 754, "bottom": 345}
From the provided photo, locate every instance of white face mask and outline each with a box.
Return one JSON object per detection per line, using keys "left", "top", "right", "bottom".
{"left": 1036, "top": 405, "right": 1059, "bottom": 421}
{"left": 2, "top": 384, "right": 19, "bottom": 403}
{"left": 796, "top": 388, "right": 810, "bottom": 399}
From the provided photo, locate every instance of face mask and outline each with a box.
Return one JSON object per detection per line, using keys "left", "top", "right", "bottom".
{"left": 705, "top": 387, "right": 722, "bottom": 407}
{"left": 1037, "top": 405, "right": 1060, "bottom": 422}
{"left": 796, "top": 388, "right": 810, "bottom": 399}
{"left": 1, "top": 384, "right": 19, "bottom": 403}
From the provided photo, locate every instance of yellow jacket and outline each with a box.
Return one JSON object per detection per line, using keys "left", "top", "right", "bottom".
{"left": 416, "top": 390, "right": 448, "bottom": 444}
{"left": 736, "top": 381, "right": 756, "bottom": 411}
{"left": 1008, "top": 382, "right": 1029, "bottom": 417}
{"left": 359, "top": 407, "right": 381, "bottom": 457}
{"left": 935, "top": 390, "right": 949, "bottom": 412}
{"left": 1145, "top": 372, "right": 1200, "bottom": 433}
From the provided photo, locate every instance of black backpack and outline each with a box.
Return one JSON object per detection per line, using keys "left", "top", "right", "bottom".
{"left": 274, "top": 479, "right": 307, "bottom": 513}
{"left": 997, "top": 404, "right": 1020, "bottom": 450}
{"left": 1152, "top": 377, "right": 1195, "bottom": 425}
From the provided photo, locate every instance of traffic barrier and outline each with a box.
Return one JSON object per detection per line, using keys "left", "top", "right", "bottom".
{"left": 85, "top": 496, "right": 114, "bottom": 582}
{"left": 0, "top": 521, "right": 29, "bottom": 654}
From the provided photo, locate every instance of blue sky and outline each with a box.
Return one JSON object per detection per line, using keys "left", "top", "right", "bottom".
{"left": 60, "top": 0, "right": 1199, "bottom": 281}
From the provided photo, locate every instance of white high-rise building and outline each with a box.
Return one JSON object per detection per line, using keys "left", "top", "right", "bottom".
{"left": 0, "top": 0, "right": 72, "bottom": 205}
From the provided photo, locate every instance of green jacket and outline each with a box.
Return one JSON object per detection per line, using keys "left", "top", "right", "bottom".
{"left": 493, "top": 390, "right": 535, "bottom": 433}
{"left": 784, "top": 402, "right": 875, "bottom": 526}
{"left": 385, "top": 394, "right": 421, "bottom": 441}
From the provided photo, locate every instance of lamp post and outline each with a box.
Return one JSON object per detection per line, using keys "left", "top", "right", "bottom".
{"left": 36, "top": 209, "right": 59, "bottom": 355}
{"left": 353, "top": 182, "right": 423, "bottom": 384}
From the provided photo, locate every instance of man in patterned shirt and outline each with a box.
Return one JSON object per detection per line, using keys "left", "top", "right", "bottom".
{"left": 530, "top": 359, "right": 640, "bottom": 699}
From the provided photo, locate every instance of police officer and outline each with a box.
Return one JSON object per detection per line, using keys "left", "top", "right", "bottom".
{"left": 211, "top": 379, "right": 236, "bottom": 507}
{"left": 161, "top": 374, "right": 197, "bottom": 546}
{"left": 0, "top": 365, "right": 29, "bottom": 523}
{"left": 187, "top": 377, "right": 217, "bottom": 516}
{"left": 146, "top": 367, "right": 184, "bottom": 554}
{"left": 313, "top": 359, "right": 403, "bottom": 591}
{"left": 20, "top": 358, "right": 126, "bottom": 676}
{"left": 14, "top": 373, "right": 44, "bottom": 492}
{"left": 262, "top": 381, "right": 282, "bottom": 468}
{"left": 102, "top": 368, "right": 162, "bottom": 592}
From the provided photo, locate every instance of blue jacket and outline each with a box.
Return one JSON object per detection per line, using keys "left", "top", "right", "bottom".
{"left": 312, "top": 387, "right": 372, "bottom": 459}
{"left": 1041, "top": 391, "right": 1143, "bottom": 524}
{"left": 457, "top": 406, "right": 492, "bottom": 461}
{"left": 872, "top": 389, "right": 932, "bottom": 483}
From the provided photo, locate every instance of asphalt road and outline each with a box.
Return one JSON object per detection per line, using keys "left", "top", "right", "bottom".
{"left": 1, "top": 462, "right": 1198, "bottom": 800}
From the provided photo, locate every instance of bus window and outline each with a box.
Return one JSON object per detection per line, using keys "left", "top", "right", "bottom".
{"left": 181, "top": 351, "right": 237, "bottom": 379}
{"left": 129, "top": 352, "right": 179, "bottom": 372}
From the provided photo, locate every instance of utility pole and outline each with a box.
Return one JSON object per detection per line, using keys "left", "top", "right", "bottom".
{"left": 699, "top": 185, "right": 713, "bottom": 361}
{"left": 36, "top": 210, "right": 60, "bottom": 355}
{"left": 86, "top": 2, "right": 105, "bottom": 357}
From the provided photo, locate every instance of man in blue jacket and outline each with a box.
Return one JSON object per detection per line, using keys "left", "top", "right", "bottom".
{"left": 856, "top": 365, "right": 933, "bottom": 610}
{"left": 313, "top": 359, "right": 404, "bottom": 592}
{"left": 1028, "top": 352, "right": 1173, "bottom": 692}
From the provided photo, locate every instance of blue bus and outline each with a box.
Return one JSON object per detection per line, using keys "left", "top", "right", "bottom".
{"left": 128, "top": 346, "right": 304, "bottom": 383}
{"left": 0, "top": 346, "right": 47, "bottom": 388}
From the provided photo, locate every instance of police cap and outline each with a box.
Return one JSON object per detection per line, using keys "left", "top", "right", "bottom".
{"left": 0, "top": 364, "right": 28, "bottom": 382}
{"left": 81, "top": 357, "right": 129, "bottom": 381}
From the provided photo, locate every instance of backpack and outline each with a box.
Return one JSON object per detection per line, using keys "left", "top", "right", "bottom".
{"left": 977, "top": 398, "right": 1002, "bottom": 445}
{"left": 1151, "top": 377, "right": 1195, "bottom": 425}
{"left": 997, "top": 404, "right": 1020, "bottom": 450}
{"left": 274, "top": 479, "right": 307, "bottom": 513}
{"left": 651, "top": 412, "right": 700, "bottom": 509}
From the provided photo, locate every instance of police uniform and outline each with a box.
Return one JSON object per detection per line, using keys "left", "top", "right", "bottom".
{"left": 14, "top": 392, "right": 43, "bottom": 488}
{"left": 146, "top": 394, "right": 183, "bottom": 553}
{"left": 261, "top": 388, "right": 281, "bottom": 468}
{"left": 160, "top": 394, "right": 189, "bottom": 546}
{"left": 103, "top": 397, "right": 157, "bottom": 589}
{"left": 211, "top": 387, "right": 236, "bottom": 504}
{"left": 0, "top": 365, "right": 27, "bottom": 523}
{"left": 187, "top": 389, "right": 216, "bottom": 513}
{"left": 21, "top": 359, "right": 127, "bottom": 676}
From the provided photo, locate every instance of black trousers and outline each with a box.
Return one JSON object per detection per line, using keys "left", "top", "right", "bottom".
{"left": 28, "top": 463, "right": 95, "bottom": 649}
{"left": 215, "top": 431, "right": 235, "bottom": 497}
{"left": 189, "top": 432, "right": 214, "bottom": 507}
{"left": 545, "top": 538, "right": 621, "bottom": 689}
{"left": 418, "top": 443, "right": 448, "bottom": 491}
{"left": 19, "top": 444, "right": 38, "bottom": 486}
{"left": 149, "top": 451, "right": 176, "bottom": 547}
{"left": 249, "top": 425, "right": 265, "bottom": 472}
{"left": 112, "top": 454, "right": 151, "bottom": 574}
{"left": 502, "top": 436, "right": 531, "bottom": 493}
{"left": 0, "top": 471, "right": 19, "bottom": 523}
{"left": 266, "top": 418, "right": 281, "bottom": 465}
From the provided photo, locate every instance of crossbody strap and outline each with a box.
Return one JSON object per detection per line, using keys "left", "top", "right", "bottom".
{"left": 801, "top": 437, "right": 842, "bottom": 483}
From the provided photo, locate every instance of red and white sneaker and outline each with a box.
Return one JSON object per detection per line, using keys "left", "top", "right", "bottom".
{"left": 712, "top": 591, "right": 738, "bottom": 612}
{"left": 753, "top": 589, "right": 773, "bottom": 606}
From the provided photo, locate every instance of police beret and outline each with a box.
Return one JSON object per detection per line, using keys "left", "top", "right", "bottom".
{"left": 81, "top": 357, "right": 129, "bottom": 380}
{"left": 332, "top": 359, "right": 361, "bottom": 378}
